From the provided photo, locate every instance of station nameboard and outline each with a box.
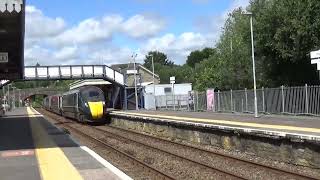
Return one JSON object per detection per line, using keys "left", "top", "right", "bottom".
{"left": 311, "top": 49, "right": 320, "bottom": 59}
{"left": 0, "top": 52, "right": 8, "bottom": 63}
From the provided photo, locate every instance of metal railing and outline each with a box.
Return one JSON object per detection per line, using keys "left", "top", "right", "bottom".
{"left": 155, "top": 84, "right": 320, "bottom": 116}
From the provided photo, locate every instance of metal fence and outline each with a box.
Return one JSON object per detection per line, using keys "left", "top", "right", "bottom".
{"left": 155, "top": 84, "right": 320, "bottom": 116}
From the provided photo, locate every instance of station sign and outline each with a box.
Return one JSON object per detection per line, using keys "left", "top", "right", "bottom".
{"left": 311, "top": 49, "right": 320, "bottom": 59}
{"left": 311, "top": 50, "right": 320, "bottom": 70}
{"left": 0, "top": 52, "right": 8, "bottom": 63}
{"left": 127, "top": 70, "right": 137, "bottom": 74}
{"left": 170, "top": 76, "right": 175, "bottom": 84}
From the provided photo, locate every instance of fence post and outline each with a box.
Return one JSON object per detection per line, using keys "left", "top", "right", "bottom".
{"left": 212, "top": 89, "right": 215, "bottom": 112}
{"left": 241, "top": 99, "right": 244, "bottom": 112}
{"left": 262, "top": 87, "right": 265, "bottom": 113}
{"left": 218, "top": 90, "right": 220, "bottom": 112}
{"left": 230, "top": 89, "right": 233, "bottom": 112}
{"left": 281, "top": 85, "right": 285, "bottom": 113}
{"left": 165, "top": 95, "right": 168, "bottom": 109}
{"left": 305, "top": 84, "right": 309, "bottom": 114}
{"left": 245, "top": 88, "right": 248, "bottom": 112}
{"left": 196, "top": 91, "right": 199, "bottom": 111}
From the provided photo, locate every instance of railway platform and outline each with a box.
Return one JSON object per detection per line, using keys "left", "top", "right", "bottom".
{"left": 110, "top": 110, "right": 320, "bottom": 141}
{"left": 109, "top": 110, "right": 320, "bottom": 168}
{"left": 0, "top": 107, "right": 132, "bottom": 180}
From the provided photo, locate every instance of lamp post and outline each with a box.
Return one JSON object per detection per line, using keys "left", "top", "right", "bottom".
{"left": 132, "top": 53, "right": 139, "bottom": 110}
{"left": 150, "top": 54, "right": 156, "bottom": 109}
{"left": 243, "top": 11, "right": 258, "bottom": 118}
{"left": 18, "top": 89, "right": 21, "bottom": 107}
{"left": 7, "top": 84, "right": 11, "bottom": 110}
{"left": 12, "top": 87, "right": 16, "bottom": 109}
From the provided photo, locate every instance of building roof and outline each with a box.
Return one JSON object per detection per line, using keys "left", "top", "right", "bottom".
{"left": 111, "top": 63, "right": 160, "bottom": 79}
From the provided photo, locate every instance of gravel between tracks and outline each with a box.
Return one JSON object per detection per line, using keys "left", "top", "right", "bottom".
{"left": 95, "top": 125, "right": 317, "bottom": 180}
{"left": 38, "top": 109, "right": 240, "bottom": 180}
{"left": 38, "top": 108, "right": 320, "bottom": 180}
{"left": 38, "top": 109, "right": 171, "bottom": 179}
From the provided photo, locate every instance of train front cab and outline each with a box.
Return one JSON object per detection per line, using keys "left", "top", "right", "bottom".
{"left": 79, "top": 87, "right": 106, "bottom": 123}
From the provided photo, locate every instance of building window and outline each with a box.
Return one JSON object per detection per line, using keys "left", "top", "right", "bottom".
{"left": 164, "top": 87, "right": 172, "bottom": 94}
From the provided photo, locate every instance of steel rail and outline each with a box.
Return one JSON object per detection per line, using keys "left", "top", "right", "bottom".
{"left": 100, "top": 125, "right": 318, "bottom": 180}
{"left": 91, "top": 126, "right": 246, "bottom": 179}
{"left": 38, "top": 109, "right": 174, "bottom": 180}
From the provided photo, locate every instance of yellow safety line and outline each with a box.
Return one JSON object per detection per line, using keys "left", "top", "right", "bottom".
{"left": 112, "top": 111, "right": 320, "bottom": 134}
{"left": 27, "top": 107, "right": 83, "bottom": 180}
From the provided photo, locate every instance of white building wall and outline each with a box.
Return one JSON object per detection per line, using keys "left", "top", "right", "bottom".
{"left": 144, "top": 83, "right": 192, "bottom": 110}
{"left": 145, "top": 83, "right": 192, "bottom": 96}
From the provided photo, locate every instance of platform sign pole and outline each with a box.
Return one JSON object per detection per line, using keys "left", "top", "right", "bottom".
{"left": 281, "top": 85, "right": 285, "bottom": 113}
{"left": 170, "top": 76, "right": 175, "bottom": 111}
{"left": 305, "top": 84, "right": 309, "bottom": 114}
{"left": 7, "top": 85, "right": 10, "bottom": 110}
{"left": 262, "top": 87, "right": 265, "bottom": 113}
{"left": 18, "top": 89, "right": 21, "bottom": 107}
{"left": 231, "top": 89, "right": 233, "bottom": 112}
{"left": 217, "top": 90, "right": 220, "bottom": 112}
{"left": 12, "top": 87, "right": 16, "bottom": 109}
{"left": 245, "top": 88, "right": 248, "bottom": 112}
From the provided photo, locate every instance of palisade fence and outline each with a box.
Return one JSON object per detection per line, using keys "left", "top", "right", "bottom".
{"left": 155, "top": 84, "right": 320, "bottom": 116}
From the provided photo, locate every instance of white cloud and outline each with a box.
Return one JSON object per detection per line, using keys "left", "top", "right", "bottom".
{"left": 26, "top": 6, "right": 65, "bottom": 38}
{"left": 49, "top": 14, "right": 165, "bottom": 46}
{"left": 24, "top": 45, "right": 52, "bottom": 65}
{"left": 121, "top": 14, "right": 165, "bottom": 38}
{"left": 51, "top": 15, "right": 123, "bottom": 46}
{"left": 141, "top": 32, "right": 212, "bottom": 64}
{"left": 23, "top": 1, "right": 250, "bottom": 66}
{"left": 54, "top": 46, "right": 78, "bottom": 61}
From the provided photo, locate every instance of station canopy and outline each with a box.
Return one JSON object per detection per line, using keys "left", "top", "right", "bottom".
{"left": 0, "top": 0, "right": 25, "bottom": 80}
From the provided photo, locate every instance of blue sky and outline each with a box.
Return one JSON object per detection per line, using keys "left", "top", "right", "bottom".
{"left": 24, "top": 0, "right": 249, "bottom": 65}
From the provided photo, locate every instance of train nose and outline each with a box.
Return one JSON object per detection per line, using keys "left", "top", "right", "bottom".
{"left": 88, "top": 102, "right": 104, "bottom": 119}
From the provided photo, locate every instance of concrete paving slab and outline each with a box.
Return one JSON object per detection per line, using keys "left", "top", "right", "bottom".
{"left": 0, "top": 107, "right": 132, "bottom": 180}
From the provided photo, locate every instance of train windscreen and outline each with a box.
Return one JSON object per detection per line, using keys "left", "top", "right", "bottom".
{"left": 81, "top": 87, "right": 105, "bottom": 102}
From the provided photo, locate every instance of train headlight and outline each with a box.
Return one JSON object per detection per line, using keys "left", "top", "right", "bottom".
{"left": 85, "top": 103, "right": 88, "bottom": 107}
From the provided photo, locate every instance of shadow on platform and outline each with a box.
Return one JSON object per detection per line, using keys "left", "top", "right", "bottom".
{"left": 0, "top": 116, "right": 79, "bottom": 151}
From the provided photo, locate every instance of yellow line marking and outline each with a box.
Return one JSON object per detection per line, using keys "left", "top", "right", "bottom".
{"left": 112, "top": 111, "right": 320, "bottom": 134}
{"left": 27, "top": 107, "right": 83, "bottom": 180}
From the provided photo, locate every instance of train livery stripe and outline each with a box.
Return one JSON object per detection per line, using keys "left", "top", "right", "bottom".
{"left": 88, "top": 102, "right": 103, "bottom": 119}
{"left": 27, "top": 107, "right": 83, "bottom": 180}
{"left": 111, "top": 111, "right": 320, "bottom": 134}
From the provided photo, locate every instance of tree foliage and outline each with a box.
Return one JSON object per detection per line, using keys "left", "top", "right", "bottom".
{"left": 144, "top": 51, "right": 174, "bottom": 70}
{"left": 190, "top": 0, "right": 320, "bottom": 90}
{"left": 196, "top": 0, "right": 320, "bottom": 89}
{"left": 186, "top": 48, "right": 216, "bottom": 68}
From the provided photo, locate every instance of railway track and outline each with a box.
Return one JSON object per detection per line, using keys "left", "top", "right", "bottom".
{"left": 38, "top": 108, "right": 319, "bottom": 180}
{"left": 37, "top": 109, "right": 174, "bottom": 180}
{"left": 95, "top": 125, "right": 318, "bottom": 180}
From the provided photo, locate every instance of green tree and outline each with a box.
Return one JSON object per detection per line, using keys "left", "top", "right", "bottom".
{"left": 186, "top": 48, "right": 216, "bottom": 68}
{"left": 143, "top": 51, "right": 174, "bottom": 69}
{"left": 251, "top": 0, "right": 320, "bottom": 86}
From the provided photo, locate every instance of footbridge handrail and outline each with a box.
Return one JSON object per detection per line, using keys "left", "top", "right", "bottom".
{"left": 24, "top": 65, "right": 124, "bottom": 86}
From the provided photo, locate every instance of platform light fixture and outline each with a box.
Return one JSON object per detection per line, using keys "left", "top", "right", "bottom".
{"left": 242, "top": 11, "right": 258, "bottom": 118}
{"left": 131, "top": 53, "right": 139, "bottom": 111}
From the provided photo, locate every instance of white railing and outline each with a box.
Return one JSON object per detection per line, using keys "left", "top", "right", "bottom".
{"left": 24, "top": 65, "right": 124, "bottom": 86}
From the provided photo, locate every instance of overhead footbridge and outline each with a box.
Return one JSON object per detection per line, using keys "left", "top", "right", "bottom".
{"left": 0, "top": 65, "right": 125, "bottom": 87}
